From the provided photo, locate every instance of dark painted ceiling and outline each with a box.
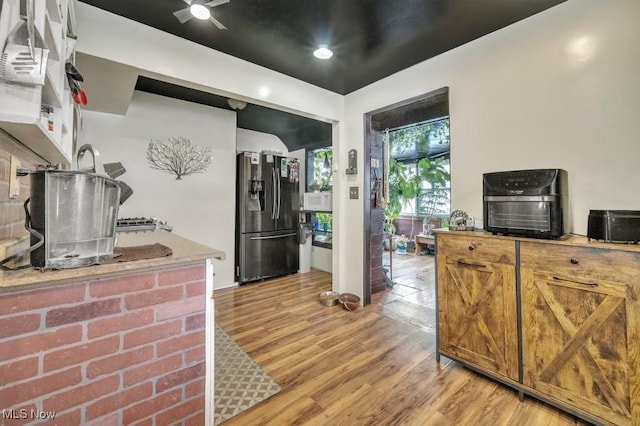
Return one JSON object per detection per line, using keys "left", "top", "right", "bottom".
{"left": 136, "top": 76, "right": 333, "bottom": 151}
{"left": 79, "top": 0, "right": 566, "bottom": 150}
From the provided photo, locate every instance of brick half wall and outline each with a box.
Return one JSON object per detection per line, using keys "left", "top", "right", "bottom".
{"left": 0, "top": 263, "right": 207, "bottom": 425}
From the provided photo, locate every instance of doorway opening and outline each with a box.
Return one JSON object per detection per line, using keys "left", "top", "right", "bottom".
{"left": 363, "top": 87, "right": 450, "bottom": 305}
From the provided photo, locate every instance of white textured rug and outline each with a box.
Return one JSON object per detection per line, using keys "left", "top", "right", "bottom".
{"left": 214, "top": 325, "right": 281, "bottom": 424}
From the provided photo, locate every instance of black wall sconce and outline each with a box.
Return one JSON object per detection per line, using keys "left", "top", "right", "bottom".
{"left": 346, "top": 149, "right": 357, "bottom": 175}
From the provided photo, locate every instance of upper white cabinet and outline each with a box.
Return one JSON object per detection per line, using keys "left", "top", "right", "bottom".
{"left": 0, "top": 0, "right": 76, "bottom": 166}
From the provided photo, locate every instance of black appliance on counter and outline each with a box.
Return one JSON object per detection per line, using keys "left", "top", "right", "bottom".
{"left": 235, "top": 152, "right": 300, "bottom": 284}
{"left": 587, "top": 210, "right": 640, "bottom": 244}
{"left": 483, "top": 169, "right": 568, "bottom": 239}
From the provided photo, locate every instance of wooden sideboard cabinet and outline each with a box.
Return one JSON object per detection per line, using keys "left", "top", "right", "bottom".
{"left": 520, "top": 241, "right": 640, "bottom": 426}
{"left": 435, "top": 230, "right": 640, "bottom": 426}
{"left": 436, "top": 233, "right": 519, "bottom": 382}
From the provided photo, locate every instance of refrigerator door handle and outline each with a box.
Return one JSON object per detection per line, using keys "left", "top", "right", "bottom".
{"left": 250, "top": 232, "right": 297, "bottom": 240}
{"left": 271, "top": 168, "right": 277, "bottom": 219}
{"left": 276, "top": 168, "right": 282, "bottom": 219}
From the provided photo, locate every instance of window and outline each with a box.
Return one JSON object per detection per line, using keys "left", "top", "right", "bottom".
{"left": 388, "top": 117, "right": 451, "bottom": 219}
{"left": 305, "top": 148, "right": 333, "bottom": 248}
{"left": 306, "top": 148, "right": 333, "bottom": 192}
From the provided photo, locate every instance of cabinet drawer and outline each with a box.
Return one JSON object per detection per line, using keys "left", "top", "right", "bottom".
{"left": 437, "top": 233, "right": 515, "bottom": 265}
{"left": 520, "top": 241, "right": 640, "bottom": 284}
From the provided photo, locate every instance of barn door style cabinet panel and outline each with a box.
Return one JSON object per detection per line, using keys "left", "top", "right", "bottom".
{"left": 435, "top": 231, "right": 640, "bottom": 426}
{"left": 436, "top": 234, "right": 518, "bottom": 383}
{"left": 520, "top": 241, "right": 640, "bottom": 426}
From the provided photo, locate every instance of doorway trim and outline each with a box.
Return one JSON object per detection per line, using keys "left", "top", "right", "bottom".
{"left": 362, "top": 87, "right": 450, "bottom": 304}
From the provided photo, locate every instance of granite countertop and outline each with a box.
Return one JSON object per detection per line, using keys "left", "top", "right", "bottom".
{"left": 433, "top": 229, "right": 640, "bottom": 253}
{"left": 0, "top": 230, "right": 225, "bottom": 292}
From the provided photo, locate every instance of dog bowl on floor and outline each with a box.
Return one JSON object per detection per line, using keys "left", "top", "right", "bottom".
{"left": 338, "top": 293, "right": 361, "bottom": 311}
{"left": 318, "top": 291, "right": 339, "bottom": 306}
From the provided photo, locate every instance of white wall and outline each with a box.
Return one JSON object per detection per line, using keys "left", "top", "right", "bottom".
{"left": 339, "top": 0, "right": 640, "bottom": 299}
{"left": 236, "top": 129, "right": 288, "bottom": 155}
{"left": 79, "top": 91, "right": 237, "bottom": 288}
{"left": 311, "top": 246, "right": 332, "bottom": 273}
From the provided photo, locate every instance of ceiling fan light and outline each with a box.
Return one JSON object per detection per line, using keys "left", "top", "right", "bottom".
{"left": 313, "top": 46, "right": 333, "bottom": 59}
{"left": 190, "top": 3, "right": 211, "bottom": 20}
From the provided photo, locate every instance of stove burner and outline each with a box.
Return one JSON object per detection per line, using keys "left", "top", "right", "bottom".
{"left": 116, "top": 217, "right": 172, "bottom": 233}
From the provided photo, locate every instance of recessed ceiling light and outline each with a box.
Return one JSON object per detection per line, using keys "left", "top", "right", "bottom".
{"left": 190, "top": 1, "right": 211, "bottom": 20}
{"left": 313, "top": 47, "right": 333, "bottom": 59}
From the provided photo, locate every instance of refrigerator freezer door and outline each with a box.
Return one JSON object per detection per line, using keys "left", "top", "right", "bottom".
{"left": 238, "top": 230, "right": 299, "bottom": 283}
{"left": 237, "top": 153, "right": 276, "bottom": 234}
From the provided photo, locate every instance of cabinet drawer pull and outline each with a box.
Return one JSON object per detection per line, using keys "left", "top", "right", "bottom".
{"left": 570, "top": 257, "right": 579, "bottom": 265}
{"left": 457, "top": 260, "right": 486, "bottom": 268}
{"left": 553, "top": 276, "right": 598, "bottom": 287}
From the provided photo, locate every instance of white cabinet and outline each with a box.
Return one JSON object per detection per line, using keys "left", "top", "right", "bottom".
{"left": 0, "top": 0, "right": 76, "bottom": 165}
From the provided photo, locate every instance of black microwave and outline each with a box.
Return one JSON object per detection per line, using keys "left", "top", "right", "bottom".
{"left": 482, "top": 169, "right": 568, "bottom": 239}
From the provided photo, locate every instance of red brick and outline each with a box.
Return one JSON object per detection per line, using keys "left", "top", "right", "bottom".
{"left": 0, "top": 313, "right": 40, "bottom": 338}
{"left": 0, "top": 366, "right": 81, "bottom": 407}
{"left": 157, "top": 331, "right": 204, "bottom": 357}
{"left": 122, "top": 389, "right": 182, "bottom": 424}
{"left": 85, "top": 382, "right": 152, "bottom": 420}
{"left": 155, "top": 296, "right": 204, "bottom": 321}
{"left": 131, "top": 418, "right": 152, "bottom": 426}
{"left": 123, "top": 320, "right": 182, "bottom": 350}
{"left": 0, "top": 357, "right": 38, "bottom": 383}
{"left": 185, "top": 345, "right": 205, "bottom": 364}
{"left": 186, "top": 281, "right": 205, "bottom": 297}
{"left": 87, "top": 345, "right": 154, "bottom": 379}
{"left": 185, "top": 313, "right": 205, "bottom": 331}
{"left": 0, "top": 284, "right": 85, "bottom": 315}
{"left": 46, "top": 298, "right": 121, "bottom": 327}
{"left": 0, "top": 325, "right": 82, "bottom": 362}
{"left": 44, "top": 335, "right": 120, "bottom": 372}
{"left": 124, "top": 286, "right": 183, "bottom": 310}
{"left": 156, "top": 396, "right": 204, "bottom": 425}
{"left": 185, "top": 377, "right": 205, "bottom": 398}
{"left": 89, "top": 273, "right": 155, "bottom": 298}
{"left": 123, "top": 354, "right": 182, "bottom": 387}
{"left": 88, "top": 309, "right": 154, "bottom": 339}
{"left": 83, "top": 411, "right": 119, "bottom": 426}
{"left": 185, "top": 411, "right": 205, "bottom": 426}
{"left": 43, "top": 375, "right": 119, "bottom": 413}
{"left": 158, "top": 265, "right": 205, "bottom": 286}
{"left": 38, "top": 410, "right": 81, "bottom": 426}
{"left": 156, "top": 362, "right": 205, "bottom": 393}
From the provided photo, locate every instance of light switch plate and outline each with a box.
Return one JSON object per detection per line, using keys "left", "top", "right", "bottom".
{"left": 349, "top": 186, "right": 358, "bottom": 199}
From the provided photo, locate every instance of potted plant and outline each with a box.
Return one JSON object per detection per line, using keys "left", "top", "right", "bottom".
{"left": 396, "top": 235, "right": 408, "bottom": 254}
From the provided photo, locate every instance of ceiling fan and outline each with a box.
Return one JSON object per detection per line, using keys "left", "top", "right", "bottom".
{"left": 173, "top": 0, "right": 230, "bottom": 29}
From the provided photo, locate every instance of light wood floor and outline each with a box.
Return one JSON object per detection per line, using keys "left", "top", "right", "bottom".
{"left": 214, "top": 252, "right": 592, "bottom": 425}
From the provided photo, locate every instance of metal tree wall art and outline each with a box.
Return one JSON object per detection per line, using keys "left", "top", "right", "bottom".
{"left": 146, "top": 137, "right": 212, "bottom": 180}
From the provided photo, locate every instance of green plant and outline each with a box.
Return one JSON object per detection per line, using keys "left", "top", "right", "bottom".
{"left": 316, "top": 212, "right": 332, "bottom": 231}
{"left": 385, "top": 156, "right": 449, "bottom": 239}
{"left": 311, "top": 150, "right": 333, "bottom": 191}
{"left": 383, "top": 119, "right": 451, "bottom": 239}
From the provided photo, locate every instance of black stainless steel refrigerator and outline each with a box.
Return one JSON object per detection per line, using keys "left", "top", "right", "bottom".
{"left": 236, "top": 152, "right": 300, "bottom": 284}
